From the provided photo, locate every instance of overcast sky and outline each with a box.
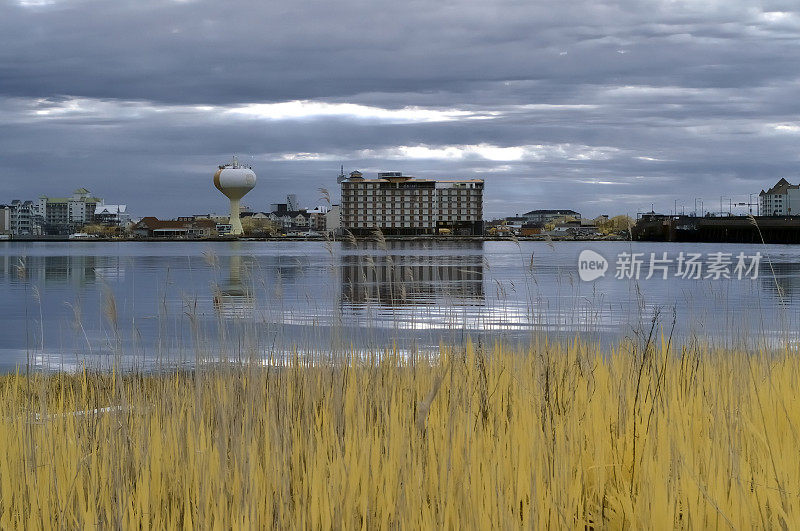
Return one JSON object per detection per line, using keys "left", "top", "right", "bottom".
{"left": 2, "top": 0, "right": 799, "bottom": 218}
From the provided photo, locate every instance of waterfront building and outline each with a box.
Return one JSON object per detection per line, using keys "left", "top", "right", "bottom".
{"left": 520, "top": 222, "right": 543, "bottom": 236}
{"left": 305, "top": 206, "right": 329, "bottom": 232}
{"left": 340, "top": 171, "right": 484, "bottom": 236}
{"left": 267, "top": 211, "right": 310, "bottom": 232}
{"left": 36, "top": 188, "right": 103, "bottom": 234}
{"left": 759, "top": 178, "right": 800, "bottom": 216}
{"left": 133, "top": 217, "right": 218, "bottom": 238}
{"left": 520, "top": 209, "right": 582, "bottom": 224}
{"left": 0, "top": 205, "right": 10, "bottom": 234}
{"left": 94, "top": 204, "right": 129, "bottom": 226}
{"left": 545, "top": 221, "right": 600, "bottom": 238}
{"left": 8, "top": 200, "right": 43, "bottom": 236}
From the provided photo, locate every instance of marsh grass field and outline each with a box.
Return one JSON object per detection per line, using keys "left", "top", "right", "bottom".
{"left": 2, "top": 336, "right": 800, "bottom": 528}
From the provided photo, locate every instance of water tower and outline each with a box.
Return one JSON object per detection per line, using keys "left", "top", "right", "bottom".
{"left": 213, "top": 156, "right": 256, "bottom": 236}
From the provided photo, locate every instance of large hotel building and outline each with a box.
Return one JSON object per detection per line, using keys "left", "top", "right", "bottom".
{"left": 340, "top": 171, "right": 484, "bottom": 236}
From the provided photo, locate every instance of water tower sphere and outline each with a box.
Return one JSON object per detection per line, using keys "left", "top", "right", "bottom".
{"left": 213, "top": 159, "right": 256, "bottom": 236}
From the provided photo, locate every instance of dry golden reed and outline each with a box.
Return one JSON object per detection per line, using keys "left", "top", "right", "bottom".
{"left": 1, "top": 338, "right": 799, "bottom": 528}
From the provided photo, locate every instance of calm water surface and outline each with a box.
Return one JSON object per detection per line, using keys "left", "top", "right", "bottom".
{"left": 0, "top": 240, "right": 798, "bottom": 370}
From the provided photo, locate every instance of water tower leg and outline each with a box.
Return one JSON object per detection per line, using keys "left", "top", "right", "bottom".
{"left": 229, "top": 198, "right": 243, "bottom": 236}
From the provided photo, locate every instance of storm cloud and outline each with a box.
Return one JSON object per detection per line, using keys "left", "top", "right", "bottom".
{"left": 1, "top": 0, "right": 799, "bottom": 218}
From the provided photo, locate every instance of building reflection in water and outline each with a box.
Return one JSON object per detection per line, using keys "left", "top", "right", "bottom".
{"left": 760, "top": 261, "right": 800, "bottom": 301}
{"left": 0, "top": 254, "right": 125, "bottom": 286}
{"left": 341, "top": 241, "right": 484, "bottom": 307}
{"left": 213, "top": 254, "right": 255, "bottom": 318}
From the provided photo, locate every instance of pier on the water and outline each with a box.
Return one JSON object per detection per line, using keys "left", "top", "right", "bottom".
{"left": 633, "top": 214, "right": 800, "bottom": 243}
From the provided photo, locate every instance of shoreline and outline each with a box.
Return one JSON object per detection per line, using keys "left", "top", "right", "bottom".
{"left": 0, "top": 235, "right": 779, "bottom": 244}
{"left": 3, "top": 235, "right": 627, "bottom": 243}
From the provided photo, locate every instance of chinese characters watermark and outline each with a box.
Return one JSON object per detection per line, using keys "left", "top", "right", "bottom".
{"left": 578, "top": 250, "right": 762, "bottom": 282}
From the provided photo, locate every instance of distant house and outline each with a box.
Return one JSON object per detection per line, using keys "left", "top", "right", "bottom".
{"left": 759, "top": 178, "right": 800, "bottom": 216}
{"left": 133, "top": 217, "right": 217, "bottom": 238}
{"left": 520, "top": 222, "right": 544, "bottom": 236}
{"left": 305, "top": 206, "right": 329, "bottom": 232}
{"left": 94, "top": 204, "right": 129, "bottom": 226}
{"left": 268, "top": 211, "right": 311, "bottom": 232}
{"left": 522, "top": 209, "right": 581, "bottom": 224}
{"left": 291, "top": 212, "right": 310, "bottom": 228}
{"left": 545, "top": 221, "right": 600, "bottom": 238}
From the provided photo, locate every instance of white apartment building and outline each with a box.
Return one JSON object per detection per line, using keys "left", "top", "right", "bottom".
{"left": 36, "top": 188, "right": 103, "bottom": 233}
{"left": 9, "top": 200, "right": 43, "bottom": 236}
{"left": 340, "top": 171, "right": 484, "bottom": 236}
{"left": 759, "top": 178, "right": 800, "bottom": 216}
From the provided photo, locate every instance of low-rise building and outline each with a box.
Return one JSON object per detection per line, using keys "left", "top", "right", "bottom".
{"left": 521, "top": 209, "right": 581, "bottom": 224}
{"left": 545, "top": 220, "right": 600, "bottom": 238}
{"left": 268, "top": 211, "right": 311, "bottom": 232}
{"left": 305, "top": 206, "right": 329, "bottom": 232}
{"left": 133, "top": 217, "right": 218, "bottom": 238}
{"left": 759, "top": 178, "right": 800, "bottom": 216}
{"left": 94, "top": 204, "right": 129, "bottom": 226}
{"left": 520, "top": 222, "right": 543, "bottom": 236}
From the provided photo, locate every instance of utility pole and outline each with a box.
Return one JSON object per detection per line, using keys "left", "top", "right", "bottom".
{"left": 719, "top": 196, "right": 733, "bottom": 217}
{"left": 694, "top": 197, "right": 704, "bottom": 217}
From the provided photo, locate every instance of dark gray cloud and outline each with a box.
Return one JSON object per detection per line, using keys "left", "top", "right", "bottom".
{"left": 1, "top": 0, "right": 800, "bottom": 218}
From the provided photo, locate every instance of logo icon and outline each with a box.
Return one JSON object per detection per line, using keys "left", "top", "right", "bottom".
{"left": 578, "top": 250, "right": 608, "bottom": 281}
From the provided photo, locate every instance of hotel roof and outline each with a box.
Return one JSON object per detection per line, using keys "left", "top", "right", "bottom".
{"left": 760, "top": 178, "right": 798, "bottom": 196}
{"left": 345, "top": 177, "right": 483, "bottom": 183}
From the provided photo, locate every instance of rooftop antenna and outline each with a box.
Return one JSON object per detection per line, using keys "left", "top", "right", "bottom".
{"left": 337, "top": 164, "right": 346, "bottom": 184}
